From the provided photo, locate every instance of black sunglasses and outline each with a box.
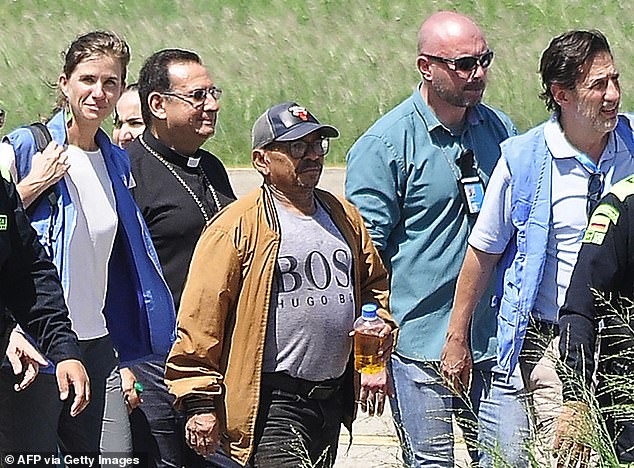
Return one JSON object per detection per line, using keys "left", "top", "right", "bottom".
{"left": 425, "top": 50, "right": 494, "bottom": 72}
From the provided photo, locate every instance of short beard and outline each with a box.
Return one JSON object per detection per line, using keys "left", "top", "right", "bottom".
{"left": 595, "top": 118, "right": 618, "bottom": 134}
{"left": 576, "top": 102, "right": 618, "bottom": 135}
{"left": 432, "top": 80, "right": 485, "bottom": 108}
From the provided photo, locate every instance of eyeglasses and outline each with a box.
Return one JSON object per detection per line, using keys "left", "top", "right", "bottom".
{"left": 162, "top": 87, "right": 223, "bottom": 108}
{"left": 587, "top": 172, "right": 604, "bottom": 217}
{"left": 268, "top": 138, "right": 330, "bottom": 159}
{"left": 425, "top": 50, "right": 494, "bottom": 72}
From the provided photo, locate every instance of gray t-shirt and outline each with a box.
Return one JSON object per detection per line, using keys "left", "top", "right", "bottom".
{"left": 262, "top": 198, "right": 355, "bottom": 381}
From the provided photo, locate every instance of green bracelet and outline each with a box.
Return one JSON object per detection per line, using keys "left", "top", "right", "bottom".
{"left": 134, "top": 381, "right": 144, "bottom": 394}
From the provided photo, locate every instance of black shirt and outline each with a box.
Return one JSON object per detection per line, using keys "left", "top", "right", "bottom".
{"left": 128, "top": 130, "right": 236, "bottom": 309}
{"left": 559, "top": 175, "right": 634, "bottom": 461}
{"left": 0, "top": 177, "right": 80, "bottom": 363}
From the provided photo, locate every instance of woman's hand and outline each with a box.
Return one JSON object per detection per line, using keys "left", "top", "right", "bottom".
{"left": 17, "top": 141, "right": 69, "bottom": 207}
{"left": 120, "top": 367, "right": 142, "bottom": 414}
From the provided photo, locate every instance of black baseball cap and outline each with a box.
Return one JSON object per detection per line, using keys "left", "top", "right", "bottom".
{"left": 252, "top": 101, "right": 339, "bottom": 149}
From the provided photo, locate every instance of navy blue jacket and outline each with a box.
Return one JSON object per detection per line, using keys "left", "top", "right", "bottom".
{"left": 0, "top": 176, "right": 80, "bottom": 363}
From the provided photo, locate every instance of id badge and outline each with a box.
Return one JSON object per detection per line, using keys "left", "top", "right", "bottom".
{"left": 460, "top": 176, "right": 485, "bottom": 215}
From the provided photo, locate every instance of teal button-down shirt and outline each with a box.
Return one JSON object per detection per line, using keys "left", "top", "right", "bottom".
{"left": 345, "top": 85, "right": 516, "bottom": 362}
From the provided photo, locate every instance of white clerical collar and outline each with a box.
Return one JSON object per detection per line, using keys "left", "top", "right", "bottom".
{"left": 186, "top": 156, "right": 200, "bottom": 168}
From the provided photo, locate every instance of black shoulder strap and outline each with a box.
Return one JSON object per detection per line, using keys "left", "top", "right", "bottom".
{"left": 28, "top": 122, "right": 52, "bottom": 153}
{"left": 26, "top": 122, "right": 58, "bottom": 216}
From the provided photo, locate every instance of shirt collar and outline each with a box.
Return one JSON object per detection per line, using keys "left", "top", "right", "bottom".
{"left": 544, "top": 113, "right": 616, "bottom": 164}
{"left": 143, "top": 129, "right": 204, "bottom": 169}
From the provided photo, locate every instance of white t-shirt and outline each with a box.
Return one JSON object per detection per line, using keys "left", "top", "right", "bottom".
{"left": 470, "top": 115, "right": 634, "bottom": 323}
{"left": 2, "top": 141, "right": 119, "bottom": 339}
{"left": 63, "top": 145, "right": 117, "bottom": 339}
{"left": 0, "top": 142, "right": 19, "bottom": 181}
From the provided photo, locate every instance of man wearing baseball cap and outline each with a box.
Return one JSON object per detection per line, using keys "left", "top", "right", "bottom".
{"left": 166, "top": 101, "right": 396, "bottom": 467}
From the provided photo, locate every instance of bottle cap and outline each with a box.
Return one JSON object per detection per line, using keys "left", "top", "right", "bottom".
{"left": 134, "top": 381, "right": 144, "bottom": 394}
{"left": 361, "top": 303, "right": 378, "bottom": 319}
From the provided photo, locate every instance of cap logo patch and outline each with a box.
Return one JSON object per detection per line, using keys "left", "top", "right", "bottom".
{"left": 289, "top": 105, "right": 309, "bottom": 122}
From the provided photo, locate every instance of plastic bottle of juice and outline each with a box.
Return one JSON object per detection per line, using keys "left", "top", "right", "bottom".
{"left": 353, "top": 303, "right": 386, "bottom": 374}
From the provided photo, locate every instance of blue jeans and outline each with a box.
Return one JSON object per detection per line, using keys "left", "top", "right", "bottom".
{"left": 129, "top": 359, "right": 183, "bottom": 468}
{"left": 389, "top": 354, "right": 530, "bottom": 467}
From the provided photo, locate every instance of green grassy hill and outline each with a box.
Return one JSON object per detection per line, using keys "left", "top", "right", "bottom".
{"left": 0, "top": 0, "right": 632, "bottom": 165}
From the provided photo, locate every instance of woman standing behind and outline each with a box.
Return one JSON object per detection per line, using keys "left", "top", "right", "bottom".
{"left": 113, "top": 83, "right": 145, "bottom": 149}
{"left": 0, "top": 31, "right": 175, "bottom": 459}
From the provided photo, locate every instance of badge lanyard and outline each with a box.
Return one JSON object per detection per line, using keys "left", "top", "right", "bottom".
{"left": 574, "top": 152, "right": 600, "bottom": 175}
{"left": 439, "top": 144, "right": 486, "bottom": 216}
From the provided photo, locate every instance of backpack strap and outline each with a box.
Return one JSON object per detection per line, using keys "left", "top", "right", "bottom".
{"left": 28, "top": 122, "right": 52, "bottom": 153}
{"left": 25, "top": 122, "right": 58, "bottom": 216}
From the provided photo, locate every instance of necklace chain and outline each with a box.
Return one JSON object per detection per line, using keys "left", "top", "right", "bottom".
{"left": 139, "top": 135, "right": 221, "bottom": 223}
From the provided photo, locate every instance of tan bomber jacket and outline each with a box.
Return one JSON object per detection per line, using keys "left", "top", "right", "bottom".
{"left": 165, "top": 185, "right": 394, "bottom": 465}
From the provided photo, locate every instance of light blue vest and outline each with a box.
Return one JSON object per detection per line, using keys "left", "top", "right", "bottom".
{"left": 497, "top": 114, "right": 634, "bottom": 376}
{"left": 3, "top": 111, "right": 176, "bottom": 366}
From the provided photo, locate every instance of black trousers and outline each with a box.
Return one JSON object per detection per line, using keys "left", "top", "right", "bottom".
{"left": 0, "top": 335, "right": 119, "bottom": 465}
{"left": 251, "top": 385, "right": 344, "bottom": 468}
{"left": 130, "top": 359, "right": 239, "bottom": 468}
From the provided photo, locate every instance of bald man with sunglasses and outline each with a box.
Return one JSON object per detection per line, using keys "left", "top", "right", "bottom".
{"left": 345, "top": 10, "right": 521, "bottom": 467}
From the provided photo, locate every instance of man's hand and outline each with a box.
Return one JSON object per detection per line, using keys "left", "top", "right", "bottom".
{"left": 359, "top": 368, "right": 392, "bottom": 417}
{"left": 56, "top": 359, "right": 90, "bottom": 417}
{"left": 120, "top": 367, "right": 142, "bottom": 414}
{"left": 186, "top": 412, "right": 220, "bottom": 457}
{"left": 376, "top": 323, "right": 394, "bottom": 360}
{"left": 349, "top": 322, "right": 394, "bottom": 361}
{"left": 440, "top": 334, "right": 472, "bottom": 395}
{"left": 554, "top": 401, "right": 592, "bottom": 468}
{"left": 440, "top": 246, "right": 501, "bottom": 395}
{"left": 6, "top": 329, "right": 48, "bottom": 391}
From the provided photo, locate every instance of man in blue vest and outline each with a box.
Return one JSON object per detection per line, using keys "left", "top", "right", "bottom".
{"left": 346, "top": 10, "right": 524, "bottom": 467}
{"left": 441, "top": 30, "right": 634, "bottom": 466}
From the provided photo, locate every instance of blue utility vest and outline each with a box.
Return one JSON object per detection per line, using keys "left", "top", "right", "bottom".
{"left": 497, "top": 114, "right": 634, "bottom": 376}
{"left": 3, "top": 111, "right": 176, "bottom": 366}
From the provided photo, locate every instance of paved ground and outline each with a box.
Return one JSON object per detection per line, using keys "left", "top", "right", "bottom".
{"left": 335, "top": 406, "right": 402, "bottom": 467}
{"left": 227, "top": 167, "right": 471, "bottom": 467}
{"left": 333, "top": 406, "right": 471, "bottom": 468}
{"left": 227, "top": 167, "right": 346, "bottom": 198}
